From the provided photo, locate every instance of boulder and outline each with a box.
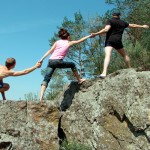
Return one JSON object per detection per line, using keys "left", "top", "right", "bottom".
{"left": 0, "top": 68, "right": 150, "bottom": 150}
{"left": 60, "top": 68, "right": 150, "bottom": 150}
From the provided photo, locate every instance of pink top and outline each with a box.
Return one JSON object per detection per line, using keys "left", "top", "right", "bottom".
{"left": 50, "top": 40, "right": 70, "bottom": 59}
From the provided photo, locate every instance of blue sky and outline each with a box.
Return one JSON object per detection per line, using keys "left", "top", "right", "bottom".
{"left": 0, "top": 0, "right": 114, "bottom": 100}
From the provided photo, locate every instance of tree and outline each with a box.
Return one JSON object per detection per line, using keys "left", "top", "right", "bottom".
{"left": 42, "top": 2, "right": 150, "bottom": 100}
{"left": 60, "top": 12, "right": 89, "bottom": 78}
{"left": 105, "top": 0, "right": 150, "bottom": 48}
{"left": 41, "top": 68, "right": 66, "bottom": 100}
{"left": 45, "top": 71, "right": 66, "bottom": 100}
{"left": 55, "top": 12, "right": 108, "bottom": 77}
{"left": 86, "top": 14, "right": 110, "bottom": 76}
{"left": 24, "top": 92, "right": 39, "bottom": 101}
{"left": 105, "top": 0, "right": 150, "bottom": 69}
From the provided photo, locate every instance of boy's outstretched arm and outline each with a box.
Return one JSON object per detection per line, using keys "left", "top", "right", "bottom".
{"left": 128, "top": 24, "right": 149, "bottom": 29}
{"left": 9, "top": 62, "right": 41, "bottom": 76}
{"left": 91, "top": 25, "right": 111, "bottom": 37}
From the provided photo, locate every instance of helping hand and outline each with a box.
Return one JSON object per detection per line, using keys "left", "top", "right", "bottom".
{"left": 36, "top": 62, "right": 42, "bottom": 68}
{"left": 90, "top": 33, "right": 96, "bottom": 38}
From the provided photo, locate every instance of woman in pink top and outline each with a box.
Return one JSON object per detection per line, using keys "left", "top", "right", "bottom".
{"left": 39, "top": 28, "right": 91, "bottom": 102}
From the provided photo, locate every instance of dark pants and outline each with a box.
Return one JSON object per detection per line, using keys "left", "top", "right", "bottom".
{"left": 0, "top": 80, "right": 3, "bottom": 88}
{"left": 42, "top": 59, "right": 77, "bottom": 87}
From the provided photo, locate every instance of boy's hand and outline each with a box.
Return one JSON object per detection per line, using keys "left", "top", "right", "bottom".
{"left": 90, "top": 33, "right": 96, "bottom": 38}
{"left": 143, "top": 25, "right": 149, "bottom": 29}
{"left": 36, "top": 62, "right": 42, "bottom": 68}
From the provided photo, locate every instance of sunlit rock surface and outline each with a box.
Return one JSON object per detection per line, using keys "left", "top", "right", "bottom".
{"left": 0, "top": 68, "right": 150, "bottom": 150}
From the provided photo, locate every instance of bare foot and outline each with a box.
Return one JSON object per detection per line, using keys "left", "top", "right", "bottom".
{"left": 78, "top": 78, "right": 86, "bottom": 84}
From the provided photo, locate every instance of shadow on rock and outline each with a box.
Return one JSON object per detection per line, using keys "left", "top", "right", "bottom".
{"left": 60, "top": 81, "right": 81, "bottom": 111}
{"left": 58, "top": 116, "right": 67, "bottom": 145}
{"left": 0, "top": 142, "right": 12, "bottom": 149}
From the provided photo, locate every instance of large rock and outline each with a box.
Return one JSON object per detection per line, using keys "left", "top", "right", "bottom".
{"left": 0, "top": 101, "right": 60, "bottom": 150}
{"left": 60, "top": 68, "right": 150, "bottom": 150}
{"left": 0, "top": 68, "right": 150, "bottom": 150}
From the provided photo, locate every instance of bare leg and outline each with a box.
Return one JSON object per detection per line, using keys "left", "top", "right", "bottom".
{"left": 40, "top": 85, "right": 46, "bottom": 103}
{"left": 39, "top": 67, "right": 55, "bottom": 103}
{"left": 1, "top": 92, "right": 6, "bottom": 100}
{"left": 117, "top": 48, "right": 131, "bottom": 68}
{"left": 73, "top": 71, "right": 86, "bottom": 84}
{"left": 101, "top": 46, "right": 113, "bottom": 77}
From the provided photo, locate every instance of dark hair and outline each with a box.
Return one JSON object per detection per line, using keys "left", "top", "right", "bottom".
{"left": 5, "top": 57, "right": 16, "bottom": 68}
{"left": 58, "top": 28, "right": 70, "bottom": 40}
{"left": 112, "top": 12, "right": 121, "bottom": 16}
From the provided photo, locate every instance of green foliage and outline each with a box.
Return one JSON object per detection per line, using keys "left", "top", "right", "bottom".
{"left": 39, "top": 1, "right": 150, "bottom": 99}
{"left": 44, "top": 70, "right": 67, "bottom": 100}
{"left": 57, "top": 11, "right": 92, "bottom": 78}
{"left": 24, "top": 92, "right": 39, "bottom": 101}
{"left": 60, "top": 141, "right": 91, "bottom": 150}
{"left": 86, "top": 15, "right": 106, "bottom": 75}
{"left": 56, "top": 13, "right": 107, "bottom": 77}
{"left": 104, "top": 0, "right": 150, "bottom": 72}
{"left": 105, "top": 0, "right": 150, "bottom": 49}
{"left": 106, "top": 40, "right": 150, "bottom": 74}
{"left": 41, "top": 67, "right": 66, "bottom": 100}
{"left": 125, "top": 41, "right": 150, "bottom": 69}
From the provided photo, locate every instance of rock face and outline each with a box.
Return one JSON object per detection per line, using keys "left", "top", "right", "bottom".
{"left": 59, "top": 68, "right": 150, "bottom": 150}
{"left": 0, "top": 68, "right": 150, "bottom": 150}
{"left": 0, "top": 101, "right": 60, "bottom": 150}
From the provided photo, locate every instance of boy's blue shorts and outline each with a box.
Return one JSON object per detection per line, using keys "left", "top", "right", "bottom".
{"left": 0, "top": 81, "right": 3, "bottom": 88}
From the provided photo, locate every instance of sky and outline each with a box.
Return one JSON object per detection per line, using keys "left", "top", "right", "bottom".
{"left": 0, "top": 0, "right": 114, "bottom": 100}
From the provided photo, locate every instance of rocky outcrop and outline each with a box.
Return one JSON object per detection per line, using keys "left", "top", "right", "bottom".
{"left": 59, "top": 68, "right": 150, "bottom": 150}
{"left": 0, "top": 68, "right": 150, "bottom": 150}
{"left": 0, "top": 101, "right": 60, "bottom": 150}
